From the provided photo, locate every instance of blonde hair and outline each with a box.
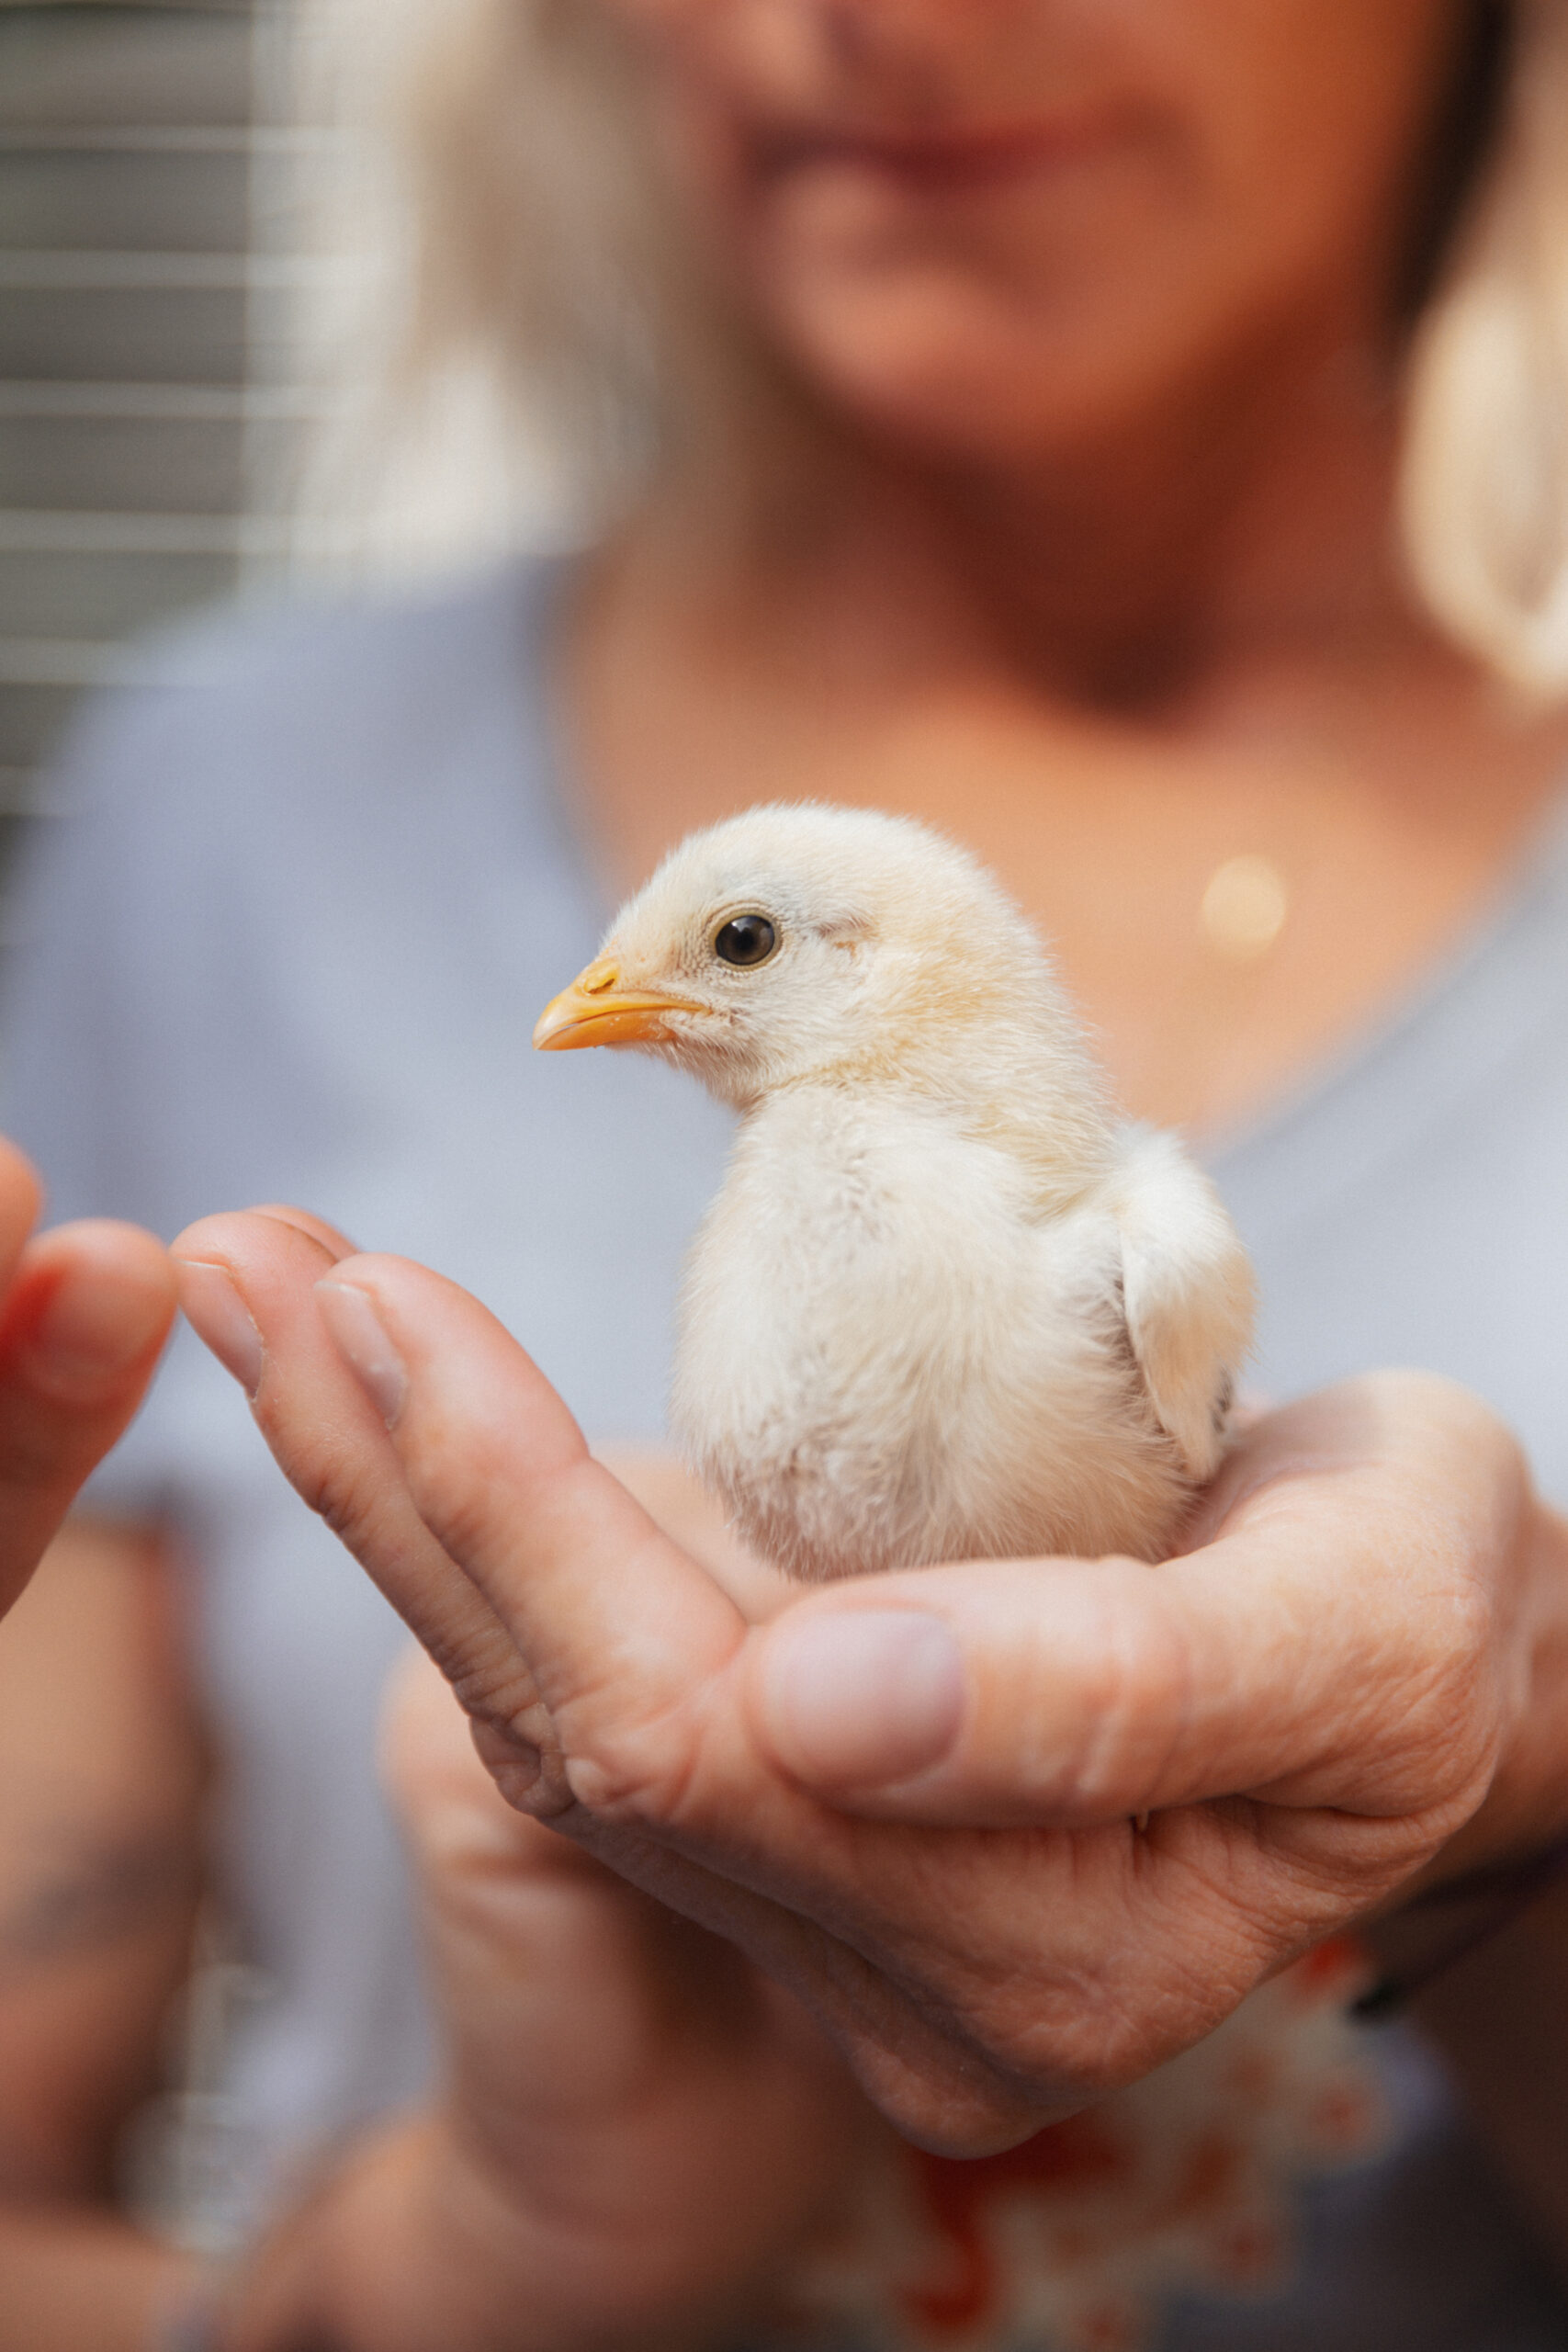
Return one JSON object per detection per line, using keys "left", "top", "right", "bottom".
{"left": 299, "top": 0, "right": 1568, "bottom": 693}
{"left": 1403, "top": 1, "right": 1568, "bottom": 691}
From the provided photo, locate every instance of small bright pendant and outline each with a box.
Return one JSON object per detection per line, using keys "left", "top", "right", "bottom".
{"left": 1200, "top": 854, "right": 1290, "bottom": 960}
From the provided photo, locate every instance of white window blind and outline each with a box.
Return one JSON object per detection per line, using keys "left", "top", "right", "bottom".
{"left": 0, "top": 0, "right": 318, "bottom": 835}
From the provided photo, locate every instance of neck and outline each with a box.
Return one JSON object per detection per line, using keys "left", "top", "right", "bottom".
{"left": 924, "top": 337, "right": 1408, "bottom": 709}
{"left": 648, "top": 300, "right": 1418, "bottom": 721}
{"left": 762, "top": 993, "right": 1116, "bottom": 1209}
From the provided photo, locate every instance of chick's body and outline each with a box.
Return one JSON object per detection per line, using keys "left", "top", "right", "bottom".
{"left": 536, "top": 805, "right": 1255, "bottom": 1580}
{"left": 680, "top": 1097, "right": 1202, "bottom": 1578}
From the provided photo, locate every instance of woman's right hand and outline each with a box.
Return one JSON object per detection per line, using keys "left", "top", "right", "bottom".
{"left": 220, "top": 1646, "right": 859, "bottom": 2352}
{"left": 177, "top": 1208, "right": 1562, "bottom": 2167}
{"left": 0, "top": 1135, "right": 175, "bottom": 1623}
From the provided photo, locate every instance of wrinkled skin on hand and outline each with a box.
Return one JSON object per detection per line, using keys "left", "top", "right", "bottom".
{"left": 175, "top": 1207, "right": 1565, "bottom": 2156}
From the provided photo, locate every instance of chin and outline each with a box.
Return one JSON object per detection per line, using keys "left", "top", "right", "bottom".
{"left": 775, "top": 287, "right": 1158, "bottom": 466}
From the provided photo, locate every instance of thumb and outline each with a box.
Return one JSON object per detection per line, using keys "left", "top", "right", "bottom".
{"left": 745, "top": 1481, "right": 1489, "bottom": 1829}
{"left": 747, "top": 1558, "right": 1186, "bottom": 1827}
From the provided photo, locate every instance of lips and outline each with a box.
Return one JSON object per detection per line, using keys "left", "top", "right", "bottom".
{"left": 750, "top": 112, "right": 1121, "bottom": 195}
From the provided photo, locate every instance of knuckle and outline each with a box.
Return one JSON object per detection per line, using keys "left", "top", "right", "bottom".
{"left": 302, "top": 1453, "right": 380, "bottom": 1555}
{"left": 561, "top": 1708, "right": 703, "bottom": 1826}
{"left": 446, "top": 1644, "right": 542, "bottom": 1729}
{"left": 491, "top": 1739, "right": 576, "bottom": 1820}
{"left": 456, "top": 1671, "right": 580, "bottom": 1819}
{"left": 547, "top": 1649, "right": 728, "bottom": 1831}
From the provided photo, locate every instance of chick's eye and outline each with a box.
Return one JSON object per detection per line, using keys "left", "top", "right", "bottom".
{"left": 713, "top": 914, "right": 777, "bottom": 967}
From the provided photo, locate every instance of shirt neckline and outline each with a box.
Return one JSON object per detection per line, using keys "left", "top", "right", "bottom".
{"left": 1207, "top": 783, "right": 1568, "bottom": 1226}
{"left": 502, "top": 547, "right": 1568, "bottom": 1217}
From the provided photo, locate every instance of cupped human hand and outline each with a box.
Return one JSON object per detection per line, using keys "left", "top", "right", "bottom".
{"left": 220, "top": 1633, "right": 855, "bottom": 2352}
{"left": 172, "top": 1210, "right": 1561, "bottom": 2156}
{"left": 0, "top": 1136, "right": 175, "bottom": 1621}
{"left": 379, "top": 1647, "right": 859, "bottom": 2343}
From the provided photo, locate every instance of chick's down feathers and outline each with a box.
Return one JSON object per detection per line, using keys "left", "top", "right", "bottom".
{"left": 536, "top": 804, "right": 1255, "bottom": 1580}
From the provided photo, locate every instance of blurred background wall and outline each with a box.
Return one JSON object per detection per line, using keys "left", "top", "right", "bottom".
{"left": 0, "top": 0, "right": 569, "bottom": 894}
{"left": 2, "top": 1, "right": 286, "bottom": 856}
{"left": 0, "top": 0, "right": 570, "bottom": 2231}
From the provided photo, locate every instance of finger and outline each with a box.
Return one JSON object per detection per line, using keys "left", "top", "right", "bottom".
{"left": 304, "top": 1264, "right": 1158, "bottom": 2138}
{"left": 305, "top": 1250, "right": 1275, "bottom": 2148}
{"left": 750, "top": 1377, "right": 1507, "bottom": 1833}
{"left": 172, "top": 1215, "right": 547, "bottom": 1771}
{"left": 378, "top": 1647, "right": 839, "bottom": 2141}
{"left": 0, "top": 1136, "right": 42, "bottom": 1284}
{"left": 244, "top": 1203, "right": 359, "bottom": 1258}
{"left": 0, "top": 1217, "right": 177, "bottom": 1616}
{"left": 311, "top": 1255, "right": 749, "bottom": 1782}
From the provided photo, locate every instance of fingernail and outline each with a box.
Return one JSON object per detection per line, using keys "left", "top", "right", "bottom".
{"left": 761, "top": 1610, "right": 963, "bottom": 1790}
{"left": 316, "top": 1280, "right": 406, "bottom": 1429}
{"left": 176, "top": 1260, "right": 264, "bottom": 1398}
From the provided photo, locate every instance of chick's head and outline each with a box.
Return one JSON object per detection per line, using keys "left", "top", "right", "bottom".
{"left": 534, "top": 802, "right": 1077, "bottom": 1111}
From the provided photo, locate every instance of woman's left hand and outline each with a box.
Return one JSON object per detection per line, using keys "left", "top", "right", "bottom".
{"left": 173, "top": 1210, "right": 1568, "bottom": 2156}
{"left": 0, "top": 1136, "right": 175, "bottom": 1623}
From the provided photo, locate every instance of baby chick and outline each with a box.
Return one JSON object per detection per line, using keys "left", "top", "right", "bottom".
{"left": 535, "top": 805, "right": 1254, "bottom": 1582}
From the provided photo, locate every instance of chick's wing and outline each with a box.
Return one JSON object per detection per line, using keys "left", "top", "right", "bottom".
{"left": 1109, "top": 1125, "right": 1256, "bottom": 1484}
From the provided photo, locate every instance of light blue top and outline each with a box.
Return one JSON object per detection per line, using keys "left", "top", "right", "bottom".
{"left": 4, "top": 559, "right": 1566, "bottom": 2344}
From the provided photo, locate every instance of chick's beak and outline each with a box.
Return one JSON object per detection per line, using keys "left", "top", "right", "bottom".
{"left": 533, "top": 956, "right": 706, "bottom": 1052}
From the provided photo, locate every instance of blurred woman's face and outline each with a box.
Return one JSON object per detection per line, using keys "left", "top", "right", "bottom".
{"left": 604, "top": 0, "right": 1471, "bottom": 459}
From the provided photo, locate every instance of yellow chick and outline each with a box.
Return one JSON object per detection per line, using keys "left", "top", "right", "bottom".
{"left": 536, "top": 805, "right": 1254, "bottom": 1581}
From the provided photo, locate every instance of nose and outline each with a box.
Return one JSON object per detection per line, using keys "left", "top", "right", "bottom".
{"left": 624, "top": 0, "right": 1026, "bottom": 116}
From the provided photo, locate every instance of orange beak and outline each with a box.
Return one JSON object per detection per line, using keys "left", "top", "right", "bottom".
{"left": 532, "top": 957, "right": 707, "bottom": 1052}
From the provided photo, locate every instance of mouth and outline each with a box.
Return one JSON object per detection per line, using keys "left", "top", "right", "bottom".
{"left": 750, "top": 110, "right": 1125, "bottom": 196}
{"left": 533, "top": 958, "right": 711, "bottom": 1053}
